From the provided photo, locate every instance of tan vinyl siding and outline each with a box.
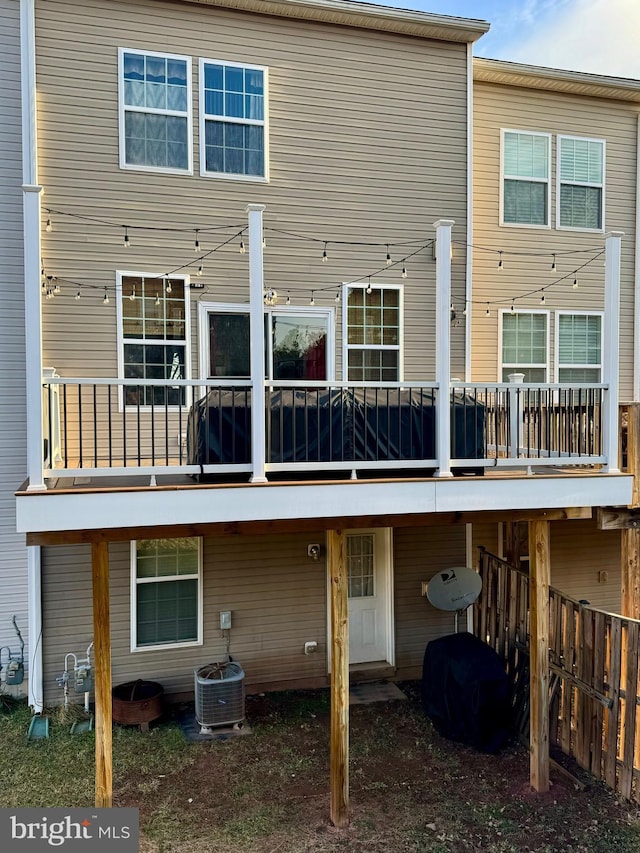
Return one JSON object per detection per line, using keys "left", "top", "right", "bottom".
{"left": 471, "top": 522, "right": 499, "bottom": 565}
{"left": 36, "top": 0, "right": 469, "bottom": 383}
{"left": 550, "top": 518, "right": 621, "bottom": 613}
{"left": 394, "top": 526, "right": 467, "bottom": 677}
{"left": 472, "top": 81, "right": 638, "bottom": 395}
{"left": 42, "top": 524, "right": 467, "bottom": 701}
{"left": 0, "top": 0, "right": 29, "bottom": 678}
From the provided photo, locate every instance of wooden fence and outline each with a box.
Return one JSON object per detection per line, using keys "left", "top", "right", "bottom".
{"left": 474, "top": 547, "right": 640, "bottom": 804}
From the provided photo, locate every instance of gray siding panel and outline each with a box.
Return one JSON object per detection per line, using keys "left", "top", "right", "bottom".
{"left": 0, "top": 0, "right": 28, "bottom": 683}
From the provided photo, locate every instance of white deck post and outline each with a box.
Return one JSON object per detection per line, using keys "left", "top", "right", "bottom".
{"left": 603, "top": 231, "right": 624, "bottom": 473}
{"left": 247, "top": 204, "right": 267, "bottom": 483}
{"left": 27, "top": 546, "right": 43, "bottom": 713}
{"left": 21, "top": 0, "right": 45, "bottom": 491}
{"left": 434, "top": 219, "right": 455, "bottom": 478}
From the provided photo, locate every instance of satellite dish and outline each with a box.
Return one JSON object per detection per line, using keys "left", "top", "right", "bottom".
{"left": 426, "top": 567, "right": 482, "bottom": 612}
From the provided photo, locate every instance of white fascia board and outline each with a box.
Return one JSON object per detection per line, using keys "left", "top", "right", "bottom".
{"left": 16, "top": 474, "right": 632, "bottom": 535}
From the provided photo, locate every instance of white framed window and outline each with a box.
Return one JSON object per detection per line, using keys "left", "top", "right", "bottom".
{"left": 130, "top": 537, "right": 203, "bottom": 651}
{"left": 499, "top": 309, "right": 549, "bottom": 382}
{"left": 555, "top": 311, "right": 602, "bottom": 382}
{"left": 117, "top": 272, "right": 191, "bottom": 408}
{"left": 119, "top": 48, "right": 192, "bottom": 174}
{"left": 557, "top": 136, "right": 605, "bottom": 231}
{"left": 199, "top": 59, "right": 268, "bottom": 180}
{"left": 343, "top": 285, "right": 402, "bottom": 381}
{"left": 197, "top": 302, "right": 334, "bottom": 381}
{"left": 500, "top": 130, "right": 551, "bottom": 227}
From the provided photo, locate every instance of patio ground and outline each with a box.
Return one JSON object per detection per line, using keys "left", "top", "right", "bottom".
{"left": 2, "top": 685, "right": 640, "bottom": 852}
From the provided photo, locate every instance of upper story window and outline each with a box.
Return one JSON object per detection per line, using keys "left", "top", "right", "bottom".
{"left": 556, "top": 312, "right": 602, "bottom": 382}
{"left": 119, "top": 49, "right": 192, "bottom": 174}
{"left": 117, "top": 273, "right": 190, "bottom": 407}
{"left": 558, "top": 136, "right": 605, "bottom": 231}
{"left": 344, "top": 285, "right": 402, "bottom": 381}
{"left": 501, "top": 130, "right": 551, "bottom": 227}
{"left": 500, "top": 310, "right": 549, "bottom": 382}
{"left": 199, "top": 59, "right": 267, "bottom": 180}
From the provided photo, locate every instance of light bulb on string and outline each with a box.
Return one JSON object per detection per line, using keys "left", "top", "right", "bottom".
{"left": 165, "top": 278, "right": 172, "bottom": 295}
{"left": 194, "top": 230, "right": 200, "bottom": 253}
{"left": 401, "top": 261, "right": 407, "bottom": 279}
{"left": 155, "top": 291, "right": 161, "bottom": 307}
{"left": 463, "top": 305, "right": 467, "bottom": 317}
{"left": 262, "top": 237, "right": 267, "bottom": 249}
{"left": 123, "top": 227, "right": 130, "bottom": 248}
{"left": 386, "top": 245, "right": 392, "bottom": 266}
{"left": 540, "top": 292, "right": 546, "bottom": 305}
{"left": 366, "top": 277, "right": 372, "bottom": 295}
{"left": 129, "top": 284, "right": 136, "bottom": 301}
{"left": 334, "top": 290, "right": 340, "bottom": 304}
{"left": 53, "top": 279, "right": 60, "bottom": 296}
{"left": 239, "top": 237, "right": 246, "bottom": 254}
{"left": 103, "top": 287, "right": 110, "bottom": 305}
{"left": 573, "top": 276, "right": 579, "bottom": 289}
{"left": 498, "top": 252, "right": 503, "bottom": 271}
{"left": 75, "top": 290, "right": 81, "bottom": 301}
{"left": 197, "top": 263, "right": 203, "bottom": 276}
{"left": 286, "top": 293, "right": 291, "bottom": 305}
{"left": 485, "top": 305, "right": 491, "bottom": 317}
{"left": 45, "top": 214, "right": 52, "bottom": 233}
{"left": 322, "top": 242, "right": 328, "bottom": 263}
{"left": 551, "top": 254, "right": 557, "bottom": 272}
{"left": 310, "top": 291, "right": 315, "bottom": 306}
{"left": 450, "top": 302, "right": 455, "bottom": 313}
{"left": 510, "top": 303, "right": 515, "bottom": 314}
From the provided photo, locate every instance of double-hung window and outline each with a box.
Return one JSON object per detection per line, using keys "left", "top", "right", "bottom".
{"left": 199, "top": 59, "right": 267, "bottom": 179}
{"left": 344, "top": 285, "right": 402, "bottom": 381}
{"left": 501, "top": 130, "right": 551, "bottom": 226}
{"left": 501, "top": 310, "right": 549, "bottom": 382}
{"left": 119, "top": 49, "right": 192, "bottom": 173}
{"left": 131, "top": 538, "right": 202, "bottom": 650}
{"left": 558, "top": 136, "right": 604, "bottom": 230}
{"left": 556, "top": 312, "right": 602, "bottom": 382}
{"left": 118, "top": 273, "right": 190, "bottom": 406}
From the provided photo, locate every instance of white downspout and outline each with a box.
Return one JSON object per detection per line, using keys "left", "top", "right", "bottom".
{"left": 465, "top": 43, "right": 473, "bottom": 383}
{"left": 603, "top": 231, "right": 624, "bottom": 473}
{"left": 21, "top": 0, "right": 44, "bottom": 713}
{"left": 247, "top": 204, "right": 267, "bottom": 483}
{"left": 633, "top": 114, "right": 640, "bottom": 401}
{"left": 434, "top": 218, "right": 454, "bottom": 478}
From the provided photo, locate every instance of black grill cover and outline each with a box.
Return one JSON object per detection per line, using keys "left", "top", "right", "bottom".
{"left": 422, "top": 632, "right": 509, "bottom": 753}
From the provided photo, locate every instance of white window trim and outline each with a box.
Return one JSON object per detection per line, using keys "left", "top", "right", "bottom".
{"left": 499, "top": 129, "right": 552, "bottom": 229}
{"left": 116, "top": 270, "right": 192, "bottom": 413}
{"left": 554, "top": 309, "right": 603, "bottom": 382}
{"left": 556, "top": 134, "right": 606, "bottom": 233}
{"left": 118, "top": 47, "right": 193, "bottom": 176}
{"left": 130, "top": 537, "right": 203, "bottom": 652}
{"left": 342, "top": 283, "right": 404, "bottom": 382}
{"left": 498, "top": 308, "right": 550, "bottom": 381}
{"left": 198, "top": 301, "right": 335, "bottom": 382}
{"left": 198, "top": 57, "right": 269, "bottom": 183}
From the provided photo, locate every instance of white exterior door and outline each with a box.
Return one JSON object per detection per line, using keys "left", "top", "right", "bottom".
{"left": 345, "top": 529, "right": 393, "bottom": 665}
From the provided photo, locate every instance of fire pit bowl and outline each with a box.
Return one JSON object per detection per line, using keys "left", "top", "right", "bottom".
{"left": 112, "top": 679, "right": 164, "bottom": 731}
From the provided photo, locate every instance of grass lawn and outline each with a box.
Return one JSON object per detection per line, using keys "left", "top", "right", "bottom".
{"left": 1, "top": 685, "right": 640, "bottom": 852}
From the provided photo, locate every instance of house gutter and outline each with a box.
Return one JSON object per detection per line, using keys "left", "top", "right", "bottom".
{"left": 20, "top": 0, "right": 44, "bottom": 712}
{"left": 465, "top": 41, "right": 473, "bottom": 382}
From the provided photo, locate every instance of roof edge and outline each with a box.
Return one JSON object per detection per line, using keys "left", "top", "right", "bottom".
{"left": 184, "top": 0, "right": 490, "bottom": 43}
{"left": 474, "top": 57, "right": 640, "bottom": 103}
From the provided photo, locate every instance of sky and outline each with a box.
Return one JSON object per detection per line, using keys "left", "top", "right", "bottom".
{"left": 373, "top": 0, "right": 640, "bottom": 79}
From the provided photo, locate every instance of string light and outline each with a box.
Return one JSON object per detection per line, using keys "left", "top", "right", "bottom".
{"left": 485, "top": 305, "right": 491, "bottom": 317}
{"left": 239, "top": 238, "right": 246, "bottom": 254}
{"left": 123, "top": 226, "right": 130, "bottom": 248}
{"left": 286, "top": 293, "right": 291, "bottom": 305}
{"left": 262, "top": 237, "right": 267, "bottom": 249}
{"left": 322, "top": 242, "right": 328, "bottom": 263}
{"left": 386, "top": 245, "right": 392, "bottom": 266}
{"left": 551, "top": 254, "right": 557, "bottom": 272}
{"left": 401, "top": 261, "right": 407, "bottom": 279}
{"left": 194, "top": 229, "right": 200, "bottom": 253}
{"left": 334, "top": 290, "right": 340, "bottom": 304}
{"left": 498, "top": 252, "right": 503, "bottom": 271}
{"left": 103, "top": 287, "right": 109, "bottom": 305}
{"left": 462, "top": 305, "right": 467, "bottom": 317}
{"left": 197, "top": 263, "right": 203, "bottom": 276}
{"left": 155, "top": 292, "right": 161, "bottom": 307}
{"left": 540, "top": 293, "right": 546, "bottom": 305}
{"left": 129, "top": 283, "right": 136, "bottom": 301}
{"left": 510, "top": 303, "right": 515, "bottom": 314}
{"left": 165, "top": 278, "right": 172, "bottom": 294}
{"left": 45, "top": 214, "right": 52, "bottom": 233}
{"left": 53, "top": 279, "right": 60, "bottom": 295}
{"left": 366, "top": 277, "right": 372, "bottom": 295}
{"left": 310, "top": 291, "right": 315, "bottom": 306}
{"left": 573, "top": 276, "right": 579, "bottom": 289}
{"left": 75, "top": 290, "right": 81, "bottom": 301}
{"left": 450, "top": 302, "right": 455, "bottom": 313}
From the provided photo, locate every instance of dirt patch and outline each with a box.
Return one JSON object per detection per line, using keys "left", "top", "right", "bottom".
{"left": 111, "top": 684, "right": 640, "bottom": 852}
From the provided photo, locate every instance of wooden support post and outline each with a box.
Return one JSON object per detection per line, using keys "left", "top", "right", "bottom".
{"left": 328, "top": 529, "right": 348, "bottom": 828}
{"left": 92, "top": 540, "right": 113, "bottom": 808}
{"left": 529, "top": 520, "right": 550, "bottom": 793}
{"left": 622, "top": 402, "right": 640, "bottom": 619}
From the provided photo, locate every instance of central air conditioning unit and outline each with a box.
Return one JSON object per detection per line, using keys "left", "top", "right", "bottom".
{"left": 194, "top": 661, "right": 245, "bottom": 732}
